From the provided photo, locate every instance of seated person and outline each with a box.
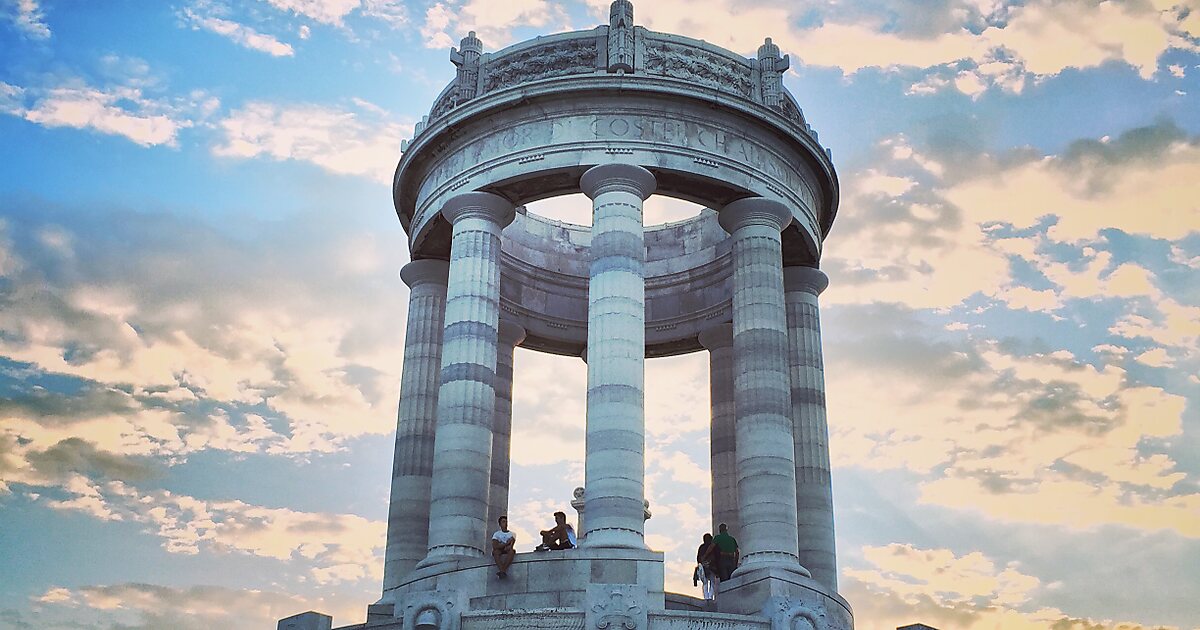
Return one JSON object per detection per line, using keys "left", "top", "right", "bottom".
{"left": 536, "top": 511, "right": 575, "bottom": 550}
{"left": 491, "top": 516, "right": 516, "bottom": 578}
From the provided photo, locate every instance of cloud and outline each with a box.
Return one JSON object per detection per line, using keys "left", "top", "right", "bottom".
{"left": 2, "top": 0, "right": 50, "bottom": 39}
{"left": 182, "top": 4, "right": 295, "bottom": 57}
{"left": 420, "top": 0, "right": 569, "bottom": 49}
{"left": 588, "top": 0, "right": 1200, "bottom": 96}
{"left": 213, "top": 99, "right": 410, "bottom": 183}
{"left": 24, "top": 583, "right": 363, "bottom": 630}
{"left": 0, "top": 201, "right": 410, "bottom": 476}
{"left": 841, "top": 543, "right": 1183, "bottom": 630}
{"left": 824, "top": 305, "right": 1197, "bottom": 537}
{"left": 40, "top": 477, "right": 384, "bottom": 581}
{"left": 3, "top": 82, "right": 189, "bottom": 147}
{"left": 263, "top": 0, "right": 362, "bottom": 26}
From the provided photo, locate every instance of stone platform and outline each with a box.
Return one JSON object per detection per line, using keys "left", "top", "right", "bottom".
{"left": 329, "top": 549, "right": 850, "bottom": 630}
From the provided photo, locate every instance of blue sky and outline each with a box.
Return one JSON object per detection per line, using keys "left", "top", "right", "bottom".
{"left": 1, "top": 0, "right": 1198, "bottom": 629}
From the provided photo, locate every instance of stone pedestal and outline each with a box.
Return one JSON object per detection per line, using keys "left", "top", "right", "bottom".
{"left": 278, "top": 611, "right": 332, "bottom": 630}
{"left": 717, "top": 566, "right": 853, "bottom": 630}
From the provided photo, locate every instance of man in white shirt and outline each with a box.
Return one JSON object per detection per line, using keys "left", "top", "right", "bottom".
{"left": 491, "top": 516, "right": 516, "bottom": 578}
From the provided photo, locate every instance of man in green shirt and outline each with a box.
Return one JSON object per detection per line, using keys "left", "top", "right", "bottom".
{"left": 712, "top": 523, "right": 739, "bottom": 580}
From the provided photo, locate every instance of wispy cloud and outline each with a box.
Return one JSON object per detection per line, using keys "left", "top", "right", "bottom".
{"left": 420, "top": 0, "right": 569, "bottom": 49}
{"left": 2, "top": 0, "right": 50, "bottom": 39}
{"left": 182, "top": 4, "right": 296, "bottom": 57}
{"left": 213, "top": 99, "right": 411, "bottom": 182}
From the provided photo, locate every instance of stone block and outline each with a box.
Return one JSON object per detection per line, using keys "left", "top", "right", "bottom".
{"left": 591, "top": 557, "right": 638, "bottom": 584}
{"left": 716, "top": 566, "right": 852, "bottom": 630}
{"left": 397, "top": 590, "right": 467, "bottom": 630}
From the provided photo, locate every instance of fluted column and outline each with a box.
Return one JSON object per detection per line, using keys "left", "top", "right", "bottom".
{"left": 487, "top": 320, "right": 526, "bottom": 533}
{"left": 382, "top": 260, "right": 450, "bottom": 598}
{"left": 718, "top": 197, "right": 806, "bottom": 575}
{"left": 420, "top": 192, "right": 515, "bottom": 566}
{"left": 699, "top": 323, "right": 739, "bottom": 537}
{"left": 579, "top": 163, "right": 656, "bottom": 548}
{"left": 785, "top": 266, "right": 837, "bottom": 590}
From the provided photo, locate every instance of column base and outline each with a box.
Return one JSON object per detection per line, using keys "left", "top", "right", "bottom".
{"left": 579, "top": 527, "right": 648, "bottom": 550}
{"left": 717, "top": 564, "right": 853, "bottom": 630}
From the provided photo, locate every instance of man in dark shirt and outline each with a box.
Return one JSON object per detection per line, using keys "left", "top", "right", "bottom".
{"left": 712, "top": 523, "right": 739, "bottom": 580}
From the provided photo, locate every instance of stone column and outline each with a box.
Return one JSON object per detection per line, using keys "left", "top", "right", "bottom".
{"left": 784, "top": 266, "right": 837, "bottom": 590}
{"left": 420, "top": 192, "right": 515, "bottom": 566}
{"left": 718, "top": 197, "right": 804, "bottom": 574}
{"left": 578, "top": 163, "right": 656, "bottom": 548}
{"left": 382, "top": 260, "right": 449, "bottom": 598}
{"left": 698, "top": 323, "right": 739, "bottom": 537}
{"left": 486, "top": 320, "right": 526, "bottom": 533}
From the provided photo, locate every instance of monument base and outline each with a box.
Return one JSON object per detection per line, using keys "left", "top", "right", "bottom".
{"left": 716, "top": 565, "right": 853, "bottom": 630}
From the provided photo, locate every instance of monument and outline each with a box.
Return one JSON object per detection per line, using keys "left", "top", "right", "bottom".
{"left": 282, "top": 2, "right": 847, "bottom": 628}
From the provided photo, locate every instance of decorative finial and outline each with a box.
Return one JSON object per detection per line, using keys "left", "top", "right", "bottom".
{"left": 607, "top": 0, "right": 635, "bottom": 72}
{"left": 757, "top": 36, "right": 780, "bottom": 60}
{"left": 459, "top": 30, "right": 482, "bottom": 55}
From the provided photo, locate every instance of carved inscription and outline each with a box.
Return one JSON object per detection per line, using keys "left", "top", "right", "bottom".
{"left": 416, "top": 113, "right": 818, "bottom": 230}
{"left": 643, "top": 41, "right": 753, "bottom": 98}
{"left": 483, "top": 40, "right": 598, "bottom": 93}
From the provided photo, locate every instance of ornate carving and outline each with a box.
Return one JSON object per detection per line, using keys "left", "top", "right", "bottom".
{"left": 608, "top": 0, "right": 635, "bottom": 72}
{"left": 767, "top": 596, "right": 826, "bottom": 630}
{"left": 756, "top": 37, "right": 789, "bottom": 109}
{"left": 402, "top": 592, "right": 463, "bottom": 630}
{"left": 778, "top": 95, "right": 806, "bottom": 127}
{"left": 590, "top": 588, "right": 644, "bottom": 630}
{"left": 643, "top": 40, "right": 753, "bottom": 98}
{"left": 450, "top": 31, "right": 484, "bottom": 102}
{"left": 483, "top": 39, "right": 599, "bottom": 93}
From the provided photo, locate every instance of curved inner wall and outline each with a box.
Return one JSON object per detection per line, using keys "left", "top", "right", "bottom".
{"left": 500, "top": 210, "right": 733, "bottom": 357}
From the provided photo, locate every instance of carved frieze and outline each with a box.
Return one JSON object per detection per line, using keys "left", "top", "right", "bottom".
{"left": 586, "top": 585, "right": 648, "bottom": 630}
{"left": 643, "top": 40, "right": 753, "bottom": 98}
{"left": 483, "top": 40, "right": 599, "bottom": 94}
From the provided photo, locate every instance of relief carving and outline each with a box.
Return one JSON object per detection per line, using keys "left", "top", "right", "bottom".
{"left": 608, "top": 0, "right": 635, "bottom": 72}
{"left": 643, "top": 40, "right": 753, "bottom": 98}
{"left": 586, "top": 585, "right": 648, "bottom": 630}
{"left": 767, "top": 596, "right": 826, "bottom": 630}
{"left": 483, "top": 39, "right": 598, "bottom": 93}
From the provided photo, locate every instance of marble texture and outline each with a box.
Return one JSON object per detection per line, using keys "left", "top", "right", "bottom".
{"left": 421, "top": 192, "right": 516, "bottom": 566}
{"left": 718, "top": 198, "right": 803, "bottom": 574}
{"left": 487, "top": 320, "right": 526, "bottom": 532}
{"left": 699, "top": 323, "right": 739, "bottom": 537}
{"left": 579, "top": 163, "right": 656, "bottom": 549}
{"left": 783, "top": 266, "right": 836, "bottom": 591}
{"left": 383, "top": 259, "right": 450, "bottom": 597}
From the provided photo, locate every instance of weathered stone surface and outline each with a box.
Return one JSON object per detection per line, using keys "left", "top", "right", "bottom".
{"left": 699, "top": 323, "right": 738, "bottom": 536}
{"left": 384, "top": 260, "right": 450, "bottom": 598}
{"left": 783, "top": 266, "right": 836, "bottom": 591}
{"left": 278, "top": 611, "right": 332, "bottom": 630}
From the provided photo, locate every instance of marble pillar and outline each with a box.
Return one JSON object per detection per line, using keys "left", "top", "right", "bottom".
{"left": 698, "top": 323, "right": 739, "bottom": 537}
{"left": 487, "top": 320, "right": 526, "bottom": 534}
{"left": 718, "top": 197, "right": 805, "bottom": 575}
{"left": 784, "top": 266, "right": 837, "bottom": 590}
{"left": 382, "top": 259, "right": 450, "bottom": 597}
{"left": 420, "top": 192, "right": 515, "bottom": 566}
{"left": 578, "top": 163, "right": 656, "bottom": 548}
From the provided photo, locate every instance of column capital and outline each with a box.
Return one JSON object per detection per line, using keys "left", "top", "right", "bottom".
{"left": 580, "top": 163, "right": 657, "bottom": 200}
{"left": 697, "top": 322, "right": 734, "bottom": 351}
{"left": 498, "top": 319, "right": 527, "bottom": 347}
{"left": 719, "top": 197, "right": 793, "bottom": 234}
{"left": 440, "top": 191, "right": 516, "bottom": 227}
{"left": 399, "top": 259, "right": 450, "bottom": 288}
{"left": 783, "top": 266, "right": 829, "bottom": 296}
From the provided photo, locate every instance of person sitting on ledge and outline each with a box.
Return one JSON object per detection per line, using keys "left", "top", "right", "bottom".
{"left": 535, "top": 511, "right": 576, "bottom": 551}
{"left": 491, "top": 516, "right": 516, "bottom": 579}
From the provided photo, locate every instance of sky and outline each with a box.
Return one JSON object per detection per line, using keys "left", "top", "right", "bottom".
{"left": 0, "top": 0, "right": 1197, "bottom": 629}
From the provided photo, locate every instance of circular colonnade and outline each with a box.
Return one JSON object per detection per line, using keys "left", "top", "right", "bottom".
{"left": 373, "top": 3, "right": 852, "bottom": 630}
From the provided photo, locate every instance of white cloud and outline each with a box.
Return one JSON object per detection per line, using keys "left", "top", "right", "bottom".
{"left": 262, "top": 0, "right": 361, "bottom": 26}
{"left": 183, "top": 6, "right": 295, "bottom": 57}
{"left": 213, "top": 100, "right": 411, "bottom": 183}
{"left": 10, "top": 83, "right": 189, "bottom": 147}
{"left": 420, "top": 0, "right": 568, "bottom": 49}
{"left": 4, "top": 0, "right": 50, "bottom": 39}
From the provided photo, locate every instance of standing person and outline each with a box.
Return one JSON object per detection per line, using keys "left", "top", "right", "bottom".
{"left": 712, "top": 523, "right": 739, "bottom": 580}
{"left": 536, "top": 511, "right": 576, "bottom": 550}
{"left": 696, "top": 533, "right": 720, "bottom": 601}
{"left": 491, "top": 516, "right": 516, "bottom": 578}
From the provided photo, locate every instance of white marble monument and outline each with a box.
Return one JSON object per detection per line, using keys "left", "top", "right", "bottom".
{"left": 282, "top": 2, "right": 849, "bottom": 628}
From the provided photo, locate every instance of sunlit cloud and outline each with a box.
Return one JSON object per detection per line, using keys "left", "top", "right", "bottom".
{"left": 182, "top": 4, "right": 296, "bottom": 57}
